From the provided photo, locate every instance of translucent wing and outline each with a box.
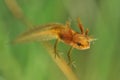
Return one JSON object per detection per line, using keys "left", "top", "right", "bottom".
{"left": 14, "top": 23, "right": 65, "bottom": 43}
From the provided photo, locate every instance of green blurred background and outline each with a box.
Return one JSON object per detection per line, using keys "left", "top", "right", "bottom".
{"left": 0, "top": 0, "right": 120, "bottom": 80}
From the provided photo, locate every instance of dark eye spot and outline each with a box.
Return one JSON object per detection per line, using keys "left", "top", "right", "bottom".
{"left": 77, "top": 42, "right": 82, "bottom": 46}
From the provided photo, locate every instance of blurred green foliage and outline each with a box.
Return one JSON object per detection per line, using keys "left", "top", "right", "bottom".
{"left": 0, "top": 0, "right": 120, "bottom": 80}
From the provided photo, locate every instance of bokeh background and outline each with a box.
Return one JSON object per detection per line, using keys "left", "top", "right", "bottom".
{"left": 0, "top": 0, "right": 120, "bottom": 80}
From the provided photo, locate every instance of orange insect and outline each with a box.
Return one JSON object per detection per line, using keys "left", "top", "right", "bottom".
{"left": 14, "top": 18, "right": 95, "bottom": 64}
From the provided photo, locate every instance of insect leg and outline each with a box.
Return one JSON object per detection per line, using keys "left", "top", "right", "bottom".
{"left": 85, "top": 28, "right": 89, "bottom": 35}
{"left": 77, "top": 18, "right": 84, "bottom": 34}
{"left": 65, "top": 21, "right": 74, "bottom": 36}
{"left": 54, "top": 39, "right": 59, "bottom": 58}
{"left": 67, "top": 46, "right": 73, "bottom": 65}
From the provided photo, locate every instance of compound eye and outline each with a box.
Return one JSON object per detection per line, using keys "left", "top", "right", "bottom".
{"left": 77, "top": 42, "right": 82, "bottom": 46}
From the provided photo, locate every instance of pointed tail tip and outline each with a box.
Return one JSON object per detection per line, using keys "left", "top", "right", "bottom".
{"left": 11, "top": 38, "right": 24, "bottom": 45}
{"left": 10, "top": 39, "right": 18, "bottom": 45}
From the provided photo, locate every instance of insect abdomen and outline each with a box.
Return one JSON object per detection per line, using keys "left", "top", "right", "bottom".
{"left": 14, "top": 23, "right": 65, "bottom": 43}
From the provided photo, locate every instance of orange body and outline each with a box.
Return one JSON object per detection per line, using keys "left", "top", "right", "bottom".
{"left": 14, "top": 19, "right": 95, "bottom": 50}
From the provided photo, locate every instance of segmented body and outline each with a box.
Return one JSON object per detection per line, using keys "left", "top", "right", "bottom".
{"left": 14, "top": 21, "right": 95, "bottom": 50}
{"left": 14, "top": 19, "right": 96, "bottom": 64}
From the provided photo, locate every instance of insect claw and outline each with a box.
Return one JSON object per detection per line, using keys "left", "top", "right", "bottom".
{"left": 68, "top": 60, "right": 76, "bottom": 69}
{"left": 54, "top": 51, "right": 60, "bottom": 58}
